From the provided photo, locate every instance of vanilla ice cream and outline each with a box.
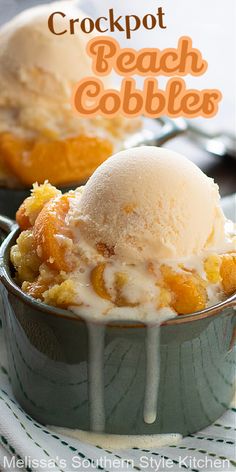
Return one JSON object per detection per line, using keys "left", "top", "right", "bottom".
{"left": 75, "top": 147, "right": 226, "bottom": 263}
{"left": 0, "top": 2, "right": 93, "bottom": 109}
{"left": 0, "top": 1, "right": 138, "bottom": 139}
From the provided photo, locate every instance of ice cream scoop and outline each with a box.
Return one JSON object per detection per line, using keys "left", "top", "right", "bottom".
{"left": 75, "top": 146, "right": 226, "bottom": 263}
{"left": 0, "top": 1, "right": 94, "bottom": 109}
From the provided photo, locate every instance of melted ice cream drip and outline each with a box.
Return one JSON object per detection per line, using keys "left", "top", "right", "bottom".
{"left": 49, "top": 426, "right": 182, "bottom": 450}
{"left": 86, "top": 320, "right": 169, "bottom": 432}
{"left": 143, "top": 325, "right": 160, "bottom": 424}
{"left": 87, "top": 323, "right": 105, "bottom": 432}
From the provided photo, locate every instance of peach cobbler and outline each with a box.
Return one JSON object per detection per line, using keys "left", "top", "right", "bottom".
{"left": 11, "top": 148, "right": 236, "bottom": 321}
{"left": 0, "top": 123, "right": 120, "bottom": 187}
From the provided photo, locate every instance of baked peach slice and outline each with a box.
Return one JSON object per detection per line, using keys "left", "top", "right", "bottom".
{"left": 161, "top": 266, "right": 207, "bottom": 314}
{"left": 16, "top": 182, "right": 61, "bottom": 230}
{"left": 90, "top": 265, "right": 138, "bottom": 306}
{"left": 90, "top": 264, "right": 111, "bottom": 301}
{"left": 33, "top": 194, "right": 74, "bottom": 273}
{"left": 220, "top": 254, "right": 236, "bottom": 296}
{"left": 0, "top": 133, "right": 113, "bottom": 186}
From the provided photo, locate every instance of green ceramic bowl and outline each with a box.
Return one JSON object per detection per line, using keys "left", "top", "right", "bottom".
{"left": 0, "top": 215, "right": 235, "bottom": 436}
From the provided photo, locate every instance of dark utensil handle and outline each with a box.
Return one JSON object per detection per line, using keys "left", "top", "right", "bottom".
{"left": 155, "top": 116, "right": 187, "bottom": 145}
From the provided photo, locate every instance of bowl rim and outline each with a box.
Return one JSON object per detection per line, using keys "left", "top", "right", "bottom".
{"left": 0, "top": 222, "right": 236, "bottom": 328}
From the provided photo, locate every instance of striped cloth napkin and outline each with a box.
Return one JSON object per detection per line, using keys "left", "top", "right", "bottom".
{"left": 0, "top": 194, "right": 235, "bottom": 472}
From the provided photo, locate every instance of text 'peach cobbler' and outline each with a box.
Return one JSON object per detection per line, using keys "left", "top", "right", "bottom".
{"left": 11, "top": 148, "right": 236, "bottom": 321}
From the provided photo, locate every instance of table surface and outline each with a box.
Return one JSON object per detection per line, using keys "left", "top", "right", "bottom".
{"left": 0, "top": 0, "right": 235, "bottom": 197}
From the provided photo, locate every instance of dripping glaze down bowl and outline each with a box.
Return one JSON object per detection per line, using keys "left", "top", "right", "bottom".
{"left": 0, "top": 118, "right": 184, "bottom": 219}
{"left": 0, "top": 215, "right": 235, "bottom": 437}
